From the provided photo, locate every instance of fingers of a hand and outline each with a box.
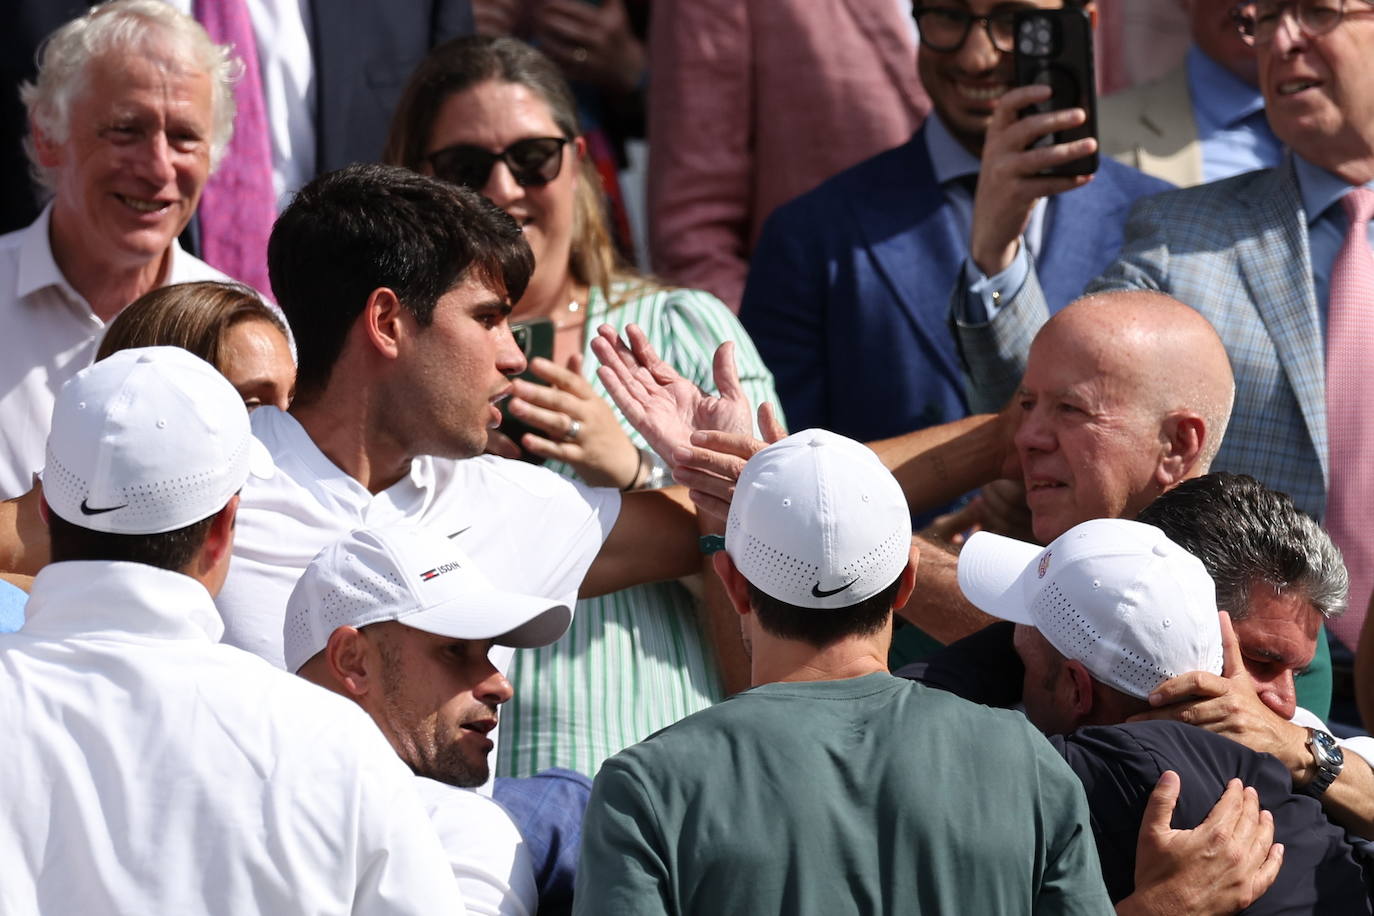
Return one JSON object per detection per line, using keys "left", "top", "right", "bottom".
{"left": 1200, "top": 778, "right": 1247, "bottom": 835}
{"left": 995, "top": 106, "right": 1088, "bottom": 154}
{"left": 987, "top": 84, "right": 1053, "bottom": 130}
{"left": 1253, "top": 833, "right": 1283, "bottom": 902}
{"left": 711, "top": 341, "right": 745, "bottom": 401}
{"left": 485, "top": 428, "right": 521, "bottom": 459}
{"left": 507, "top": 397, "right": 578, "bottom": 439}
{"left": 512, "top": 378, "right": 586, "bottom": 416}
{"left": 566, "top": 351, "right": 584, "bottom": 375}
{"left": 758, "top": 402, "right": 788, "bottom": 442}
{"left": 921, "top": 502, "right": 983, "bottom": 542}
{"left": 670, "top": 445, "right": 748, "bottom": 481}
{"left": 596, "top": 366, "right": 649, "bottom": 425}
{"left": 687, "top": 430, "right": 767, "bottom": 461}
{"left": 527, "top": 356, "right": 593, "bottom": 395}
{"left": 519, "top": 432, "right": 574, "bottom": 463}
{"left": 1218, "top": 611, "right": 1246, "bottom": 679}
{"left": 672, "top": 465, "right": 736, "bottom": 495}
{"left": 594, "top": 324, "right": 641, "bottom": 377}
{"left": 1149, "top": 671, "right": 1228, "bottom": 706}
{"left": 1140, "top": 770, "right": 1182, "bottom": 840}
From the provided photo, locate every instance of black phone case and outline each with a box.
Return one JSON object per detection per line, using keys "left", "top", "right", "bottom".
{"left": 497, "top": 317, "right": 556, "bottom": 463}
{"left": 1013, "top": 8, "right": 1099, "bottom": 177}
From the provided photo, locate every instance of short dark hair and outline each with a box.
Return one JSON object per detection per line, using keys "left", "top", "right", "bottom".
{"left": 747, "top": 577, "right": 902, "bottom": 649}
{"left": 47, "top": 511, "right": 217, "bottom": 572}
{"left": 266, "top": 163, "right": 534, "bottom": 401}
{"left": 1136, "top": 473, "right": 1347, "bottom": 621}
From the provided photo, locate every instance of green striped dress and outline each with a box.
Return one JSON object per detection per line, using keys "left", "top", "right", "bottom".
{"left": 497, "top": 282, "right": 782, "bottom": 778}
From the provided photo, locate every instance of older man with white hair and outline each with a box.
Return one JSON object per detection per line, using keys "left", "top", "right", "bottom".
{"left": 0, "top": 0, "right": 236, "bottom": 498}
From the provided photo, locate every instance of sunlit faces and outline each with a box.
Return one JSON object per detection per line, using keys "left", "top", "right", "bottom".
{"left": 220, "top": 319, "right": 295, "bottom": 411}
{"left": 916, "top": 0, "right": 1068, "bottom": 154}
{"left": 39, "top": 39, "right": 213, "bottom": 274}
{"left": 1257, "top": 0, "right": 1374, "bottom": 173}
{"left": 1015, "top": 326, "right": 1170, "bottom": 544}
{"left": 423, "top": 80, "right": 581, "bottom": 312}
{"left": 394, "top": 276, "right": 526, "bottom": 460}
{"left": 370, "top": 624, "right": 514, "bottom": 788}
{"left": 1232, "top": 584, "right": 1321, "bottom": 720}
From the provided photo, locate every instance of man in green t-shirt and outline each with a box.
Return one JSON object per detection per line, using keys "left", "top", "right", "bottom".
{"left": 576, "top": 428, "right": 1278, "bottom": 916}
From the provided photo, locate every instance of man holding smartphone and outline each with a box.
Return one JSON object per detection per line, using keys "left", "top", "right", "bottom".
{"left": 739, "top": 0, "right": 1168, "bottom": 531}
{"left": 952, "top": 0, "right": 1374, "bottom": 662}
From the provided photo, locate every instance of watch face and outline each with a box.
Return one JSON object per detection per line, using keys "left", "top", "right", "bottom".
{"left": 1313, "top": 729, "right": 1344, "bottom": 765}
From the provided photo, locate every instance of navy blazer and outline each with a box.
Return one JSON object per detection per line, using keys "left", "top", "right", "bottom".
{"left": 740, "top": 127, "right": 1171, "bottom": 450}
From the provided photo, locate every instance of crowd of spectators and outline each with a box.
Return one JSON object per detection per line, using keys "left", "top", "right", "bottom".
{"left": 3, "top": 0, "right": 1374, "bottom": 913}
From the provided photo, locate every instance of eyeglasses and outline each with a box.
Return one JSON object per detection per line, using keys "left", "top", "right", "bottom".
{"left": 912, "top": 6, "right": 1018, "bottom": 53}
{"left": 425, "top": 136, "right": 569, "bottom": 190}
{"left": 1231, "top": 0, "right": 1370, "bottom": 45}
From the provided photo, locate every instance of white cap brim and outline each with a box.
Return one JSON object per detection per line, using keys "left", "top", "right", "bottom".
{"left": 956, "top": 530, "right": 1044, "bottom": 626}
{"left": 400, "top": 590, "right": 571, "bottom": 649}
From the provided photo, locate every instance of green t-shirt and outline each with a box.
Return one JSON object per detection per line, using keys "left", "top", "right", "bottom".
{"left": 577, "top": 672, "right": 1114, "bottom": 915}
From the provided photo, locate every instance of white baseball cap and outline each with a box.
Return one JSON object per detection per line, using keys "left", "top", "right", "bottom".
{"left": 283, "top": 525, "right": 573, "bottom": 672}
{"left": 726, "top": 429, "right": 912, "bottom": 610}
{"left": 43, "top": 346, "right": 273, "bottom": 535}
{"left": 957, "top": 518, "right": 1222, "bottom": 699}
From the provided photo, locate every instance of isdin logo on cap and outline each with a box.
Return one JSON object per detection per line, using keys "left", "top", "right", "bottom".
{"left": 420, "top": 561, "right": 462, "bottom": 582}
{"left": 1037, "top": 551, "right": 1052, "bottom": 579}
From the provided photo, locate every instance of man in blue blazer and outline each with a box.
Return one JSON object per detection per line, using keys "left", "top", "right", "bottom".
{"left": 953, "top": 0, "right": 1374, "bottom": 657}
{"left": 739, "top": 0, "right": 1169, "bottom": 478}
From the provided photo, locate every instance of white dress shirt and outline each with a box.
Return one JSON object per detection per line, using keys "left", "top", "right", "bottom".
{"left": 415, "top": 778, "right": 539, "bottom": 916}
{"left": 0, "top": 560, "right": 465, "bottom": 915}
{"left": 0, "top": 206, "right": 229, "bottom": 498}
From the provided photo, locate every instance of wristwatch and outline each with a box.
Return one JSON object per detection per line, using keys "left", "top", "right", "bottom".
{"left": 1304, "top": 727, "right": 1344, "bottom": 797}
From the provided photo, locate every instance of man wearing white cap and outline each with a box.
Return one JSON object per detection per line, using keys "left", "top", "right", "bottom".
{"left": 0, "top": 348, "right": 462, "bottom": 913}
{"left": 577, "top": 428, "right": 1122, "bottom": 914}
{"left": 958, "top": 518, "right": 1369, "bottom": 913}
{"left": 286, "top": 525, "right": 572, "bottom": 916}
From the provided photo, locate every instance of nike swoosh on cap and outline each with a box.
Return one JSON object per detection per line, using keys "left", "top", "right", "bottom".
{"left": 80, "top": 498, "right": 128, "bottom": 516}
{"left": 811, "top": 579, "right": 858, "bottom": 599}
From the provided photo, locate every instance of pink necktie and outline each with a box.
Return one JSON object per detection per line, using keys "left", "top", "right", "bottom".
{"left": 1324, "top": 187, "right": 1374, "bottom": 650}
{"left": 195, "top": 0, "right": 277, "bottom": 299}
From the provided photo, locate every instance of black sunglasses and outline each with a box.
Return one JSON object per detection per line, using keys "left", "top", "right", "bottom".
{"left": 425, "top": 136, "right": 569, "bottom": 190}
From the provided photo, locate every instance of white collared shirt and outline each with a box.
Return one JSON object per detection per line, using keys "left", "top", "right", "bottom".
{"left": 219, "top": 408, "right": 621, "bottom": 790}
{"left": 0, "top": 206, "right": 229, "bottom": 498}
{"left": 0, "top": 560, "right": 465, "bottom": 914}
{"left": 415, "top": 778, "right": 538, "bottom": 916}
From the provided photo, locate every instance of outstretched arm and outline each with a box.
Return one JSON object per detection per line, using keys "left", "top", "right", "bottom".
{"left": 1132, "top": 613, "right": 1374, "bottom": 837}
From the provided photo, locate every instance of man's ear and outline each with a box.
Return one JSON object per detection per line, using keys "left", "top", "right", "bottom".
{"left": 892, "top": 546, "right": 919, "bottom": 612}
{"left": 712, "top": 551, "right": 752, "bottom": 618}
{"left": 29, "top": 118, "right": 63, "bottom": 169}
{"left": 1155, "top": 411, "right": 1205, "bottom": 489}
{"left": 324, "top": 626, "right": 375, "bottom": 699}
{"left": 1062, "top": 658, "right": 1096, "bottom": 721}
{"left": 361, "top": 287, "right": 407, "bottom": 361}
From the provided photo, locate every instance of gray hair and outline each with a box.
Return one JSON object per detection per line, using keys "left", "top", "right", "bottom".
{"left": 20, "top": 0, "right": 239, "bottom": 191}
{"left": 1136, "top": 473, "right": 1348, "bottom": 621}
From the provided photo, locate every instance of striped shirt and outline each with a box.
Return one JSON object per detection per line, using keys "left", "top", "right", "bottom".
{"left": 498, "top": 283, "right": 781, "bottom": 778}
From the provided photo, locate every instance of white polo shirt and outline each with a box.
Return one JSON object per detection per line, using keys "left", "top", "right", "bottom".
{"left": 0, "top": 560, "right": 464, "bottom": 914}
{"left": 415, "top": 778, "right": 538, "bottom": 916}
{"left": 220, "top": 407, "right": 621, "bottom": 671}
{"left": 0, "top": 205, "right": 231, "bottom": 498}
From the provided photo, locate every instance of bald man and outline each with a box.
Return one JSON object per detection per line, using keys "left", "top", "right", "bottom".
{"left": 1014, "top": 290, "right": 1235, "bottom": 543}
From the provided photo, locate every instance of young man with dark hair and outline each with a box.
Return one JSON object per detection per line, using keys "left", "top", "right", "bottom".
{"left": 0, "top": 347, "right": 461, "bottom": 912}
{"left": 218, "top": 164, "right": 711, "bottom": 675}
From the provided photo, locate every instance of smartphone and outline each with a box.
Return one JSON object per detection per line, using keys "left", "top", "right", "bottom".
{"left": 497, "top": 317, "right": 555, "bottom": 463}
{"left": 1012, "top": 7, "right": 1098, "bottom": 177}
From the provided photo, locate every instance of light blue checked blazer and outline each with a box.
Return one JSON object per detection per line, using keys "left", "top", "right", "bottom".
{"left": 956, "top": 159, "right": 1328, "bottom": 521}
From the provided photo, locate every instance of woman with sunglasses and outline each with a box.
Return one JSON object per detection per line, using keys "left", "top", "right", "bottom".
{"left": 384, "top": 35, "right": 781, "bottom": 779}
